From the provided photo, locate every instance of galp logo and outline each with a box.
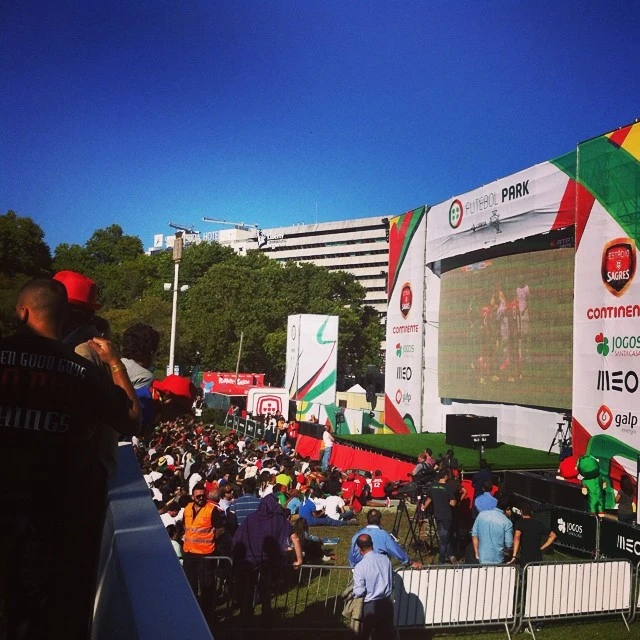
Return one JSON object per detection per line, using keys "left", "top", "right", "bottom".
{"left": 400, "top": 283, "right": 412, "bottom": 318}
{"left": 449, "top": 199, "right": 463, "bottom": 229}
{"left": 601, "top": 237, "right": 636, "bottom": 297}
{"left": 597, "top": 404, "right": 613, "bottom": 430}
{"left": 256, "top": 395, "right": 283, "bottom": 416}
{"left": 595, "top": 333, "right": 610, "bottom": 356}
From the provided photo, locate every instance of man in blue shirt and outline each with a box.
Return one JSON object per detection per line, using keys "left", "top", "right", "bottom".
{"left": 228, "top": 476, "right": 260, "bottom": 531}
{"left": 353, "top": 534, "right": 396, "bottom": 640}
{"left": 348, "top": 509, "right": 420, "bottom": 568}
{"left": 471, "top": 495, "right": 514, "bottom": 564}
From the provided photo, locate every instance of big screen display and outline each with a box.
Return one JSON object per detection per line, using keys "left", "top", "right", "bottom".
{"left": 438, "top": 248, "right": 574, "bottom": 409}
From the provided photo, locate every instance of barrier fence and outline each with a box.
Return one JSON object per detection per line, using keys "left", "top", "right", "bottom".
{"left": 520, "top": 559, "right": 632, "bottom": 639}
{"left": 394, "top": 565, "right": 520, "bottom": 639}
{"left": 195, "top": 555, "right": 640, "bottom": 639}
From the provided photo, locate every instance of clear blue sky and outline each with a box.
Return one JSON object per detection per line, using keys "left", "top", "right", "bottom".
{"left": 2, "top": 1, "right": 639, "bottom": 253}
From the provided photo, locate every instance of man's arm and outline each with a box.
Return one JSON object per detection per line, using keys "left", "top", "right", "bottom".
{"left": 540, "top": 530, "right": 557, "bottom": 552}
{"left": 504, "top": 523, "right": 514, "bottom": 556}
{"left": 212, "top": 507, "right": 226, "bottom": 539}
{"left": 88, "top": 337, "right": 141, "bottom": 435}
{"left": 508, "top": 529, "right": 522, "bottom": 564}
{"left": 352, "top": 562, "right": 366, "bottom": 598}
{"left": 471, "top": 519, "right": 480, "bottom": 560}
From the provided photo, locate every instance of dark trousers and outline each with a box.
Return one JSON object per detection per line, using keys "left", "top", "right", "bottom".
{"left": 183, "top": 553, "right": 217, "bottom": 627}
{"left": 437, "top": 519, "right": 453, "bottom": 564}
{"left": 362, "top": 597, "right": 396, "bottom": 640}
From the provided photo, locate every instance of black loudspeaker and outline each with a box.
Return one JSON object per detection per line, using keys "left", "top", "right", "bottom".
{"left": 503, "top": 470, "right": 586, "bottom": 511}
{"left": 445, "top": 414, "right": 498, "bottom": 448}
{"left": 298, "top": 421, "right": 325, "bottom": 438}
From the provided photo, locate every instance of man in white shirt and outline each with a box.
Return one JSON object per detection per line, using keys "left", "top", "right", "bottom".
{"left": 325, "top": 490, "right": 356, "bottom": 521}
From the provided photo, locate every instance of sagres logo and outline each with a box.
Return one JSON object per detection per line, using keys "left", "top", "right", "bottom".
{"left": 597, "top": 404, "right": 613, "bottom": 430}
{"left": 400, "top": 282, "right": 413, "bottom": 319}
{"left": 601, "top": 237, "right": 636, "bottom": 297}
{"left": 449, "top": 199, "right": 463, "bottom": 229}
{"left": 595, "top": 333, "right": 609, "bottom": 356}
{"left": 557, "top": 517, "right": 582, "bottom": 537}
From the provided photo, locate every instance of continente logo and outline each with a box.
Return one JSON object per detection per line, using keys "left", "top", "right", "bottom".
{"left": 449, "top": 199, "right": 463, "bottom": 229}
{"left": 601, "top": 237, "right": 636, "bottom": 297}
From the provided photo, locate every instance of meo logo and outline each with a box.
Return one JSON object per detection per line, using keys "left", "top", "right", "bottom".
{"left": 256, "top": 395, "right": 283, "bottom": 415}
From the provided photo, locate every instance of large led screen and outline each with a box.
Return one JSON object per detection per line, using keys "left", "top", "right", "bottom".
{"left": 438, "top": 248, "right": 574, "bottom": 409}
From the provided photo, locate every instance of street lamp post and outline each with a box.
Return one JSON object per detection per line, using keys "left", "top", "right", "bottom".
{"left": 168, "top": 232, "right": 184, "bottom": 374}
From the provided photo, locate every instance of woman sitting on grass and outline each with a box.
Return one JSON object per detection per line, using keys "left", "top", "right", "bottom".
{"left": 290, "top": 517, "right": 334, "bottom": 566}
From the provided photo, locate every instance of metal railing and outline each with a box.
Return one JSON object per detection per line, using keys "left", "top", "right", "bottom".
{"left": 394, "top": 564, "right": 520, "bottom": 639}
{"left": 519, "top": 559, "right": 633, "bottom": 638}
{"left": 189, "top": 556, "right": 640, "bottom": 639}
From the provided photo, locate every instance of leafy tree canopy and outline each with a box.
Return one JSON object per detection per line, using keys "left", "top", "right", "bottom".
{"left": 0, "top": 210, "right": 52, "bottom": 277}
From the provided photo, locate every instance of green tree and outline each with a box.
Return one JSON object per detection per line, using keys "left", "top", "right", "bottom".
{"left": 0, "top": 210, "right": 52, "bottom": 276}
{"left": 84, "top": 224, "right": 143, "bottom": 265}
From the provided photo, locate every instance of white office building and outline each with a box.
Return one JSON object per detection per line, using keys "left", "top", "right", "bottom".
{"left": 149, "top": 216, "right": 390, "bottom": 318}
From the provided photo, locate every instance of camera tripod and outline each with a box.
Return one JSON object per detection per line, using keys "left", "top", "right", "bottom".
{"left": 391, "top": 496, "right": 439, "bottom": 565}
{"left": 548, "top": 413, "right": 572, "bottom": 455}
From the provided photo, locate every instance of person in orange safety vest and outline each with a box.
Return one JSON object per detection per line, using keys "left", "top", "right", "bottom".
{"left": 182, "top": 482, "right": 227, "bottom": 626}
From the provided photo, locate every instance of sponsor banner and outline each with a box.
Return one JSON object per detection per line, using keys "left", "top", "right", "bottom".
{"left": 426, "top": 161, "right": 573, "bottom": 263}
{"left": 246, "top": 387, "right": 289, "bottom": 420}
{"left": 598, "top": 517, "right": 640, "bottom": 561}
{"left": 285, "top": 315, "right": 300, "bottom": 398}
{"left": 385, "top": 206, "right": 427, "bottom": 433}
{"left": 551, "top": 506, "right": 598, "bottom": 555}
{"left": 201, "top": 372, "right": 265, "bottom": 396}
{"left": 285, "top": 314, "right": 338, "bottom": 412}
{"left": 572, "top": 123, "right": 640, "bottom": 481}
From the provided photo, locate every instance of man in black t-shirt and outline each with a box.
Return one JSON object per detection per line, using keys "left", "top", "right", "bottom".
{"left": 422, "top": 469, "right": 457, "bottom": 564}
{"left": 509, "top": 501, "right": 557, "bottom": 566}
{"left": 0, "top": 279, "right": 139, "bottom": 640}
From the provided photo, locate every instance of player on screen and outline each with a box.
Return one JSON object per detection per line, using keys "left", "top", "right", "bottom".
{"left": 477, "top": 304, "right": 493, "bottom": 385}
{"left": 516, "top": 280, "right": 530, "bottom": 363}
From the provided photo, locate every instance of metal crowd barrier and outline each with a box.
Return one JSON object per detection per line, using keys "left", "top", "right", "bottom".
{"left": 190, "top": 556, "right": 640, "bottom": 638}
{"left": 519, "top": 559, "right": 632, "bottom": 638}
{"left": 394, "top": 564, "right": 520, "bottom": 639}
{"left": 203, "top": 560, "right": 355, "bottom": 634}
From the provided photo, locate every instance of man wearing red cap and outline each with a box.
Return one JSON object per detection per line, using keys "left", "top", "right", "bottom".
{"left": 0, "top": 278, "right": 140, "bottom": 639}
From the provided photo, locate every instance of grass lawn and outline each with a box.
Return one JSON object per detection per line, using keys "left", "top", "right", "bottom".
{"left": 338, "top": 433, "right": 560, "bottom": 472}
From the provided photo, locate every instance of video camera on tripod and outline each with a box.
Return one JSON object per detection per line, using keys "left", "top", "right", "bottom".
{"left": 395, "top": 461, "right": 436, "bottom": 501}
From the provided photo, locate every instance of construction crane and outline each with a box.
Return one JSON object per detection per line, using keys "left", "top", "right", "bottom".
{"left": 202, "top": 217, "right": 258, "bottom": 231}
{"left": 169, "top": 222, "right": 199, "bottom": 234}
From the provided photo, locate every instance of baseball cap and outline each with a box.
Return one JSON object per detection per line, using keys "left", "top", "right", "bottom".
{"left": 53, "top": 270, "right": 101, "bottom": 310}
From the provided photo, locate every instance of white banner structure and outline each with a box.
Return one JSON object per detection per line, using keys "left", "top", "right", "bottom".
{"left": 285, "top": 314, "right": 339, "bottom": 420}
{"left": 426, "top": 161, "right": 574, "bottom": 263}
{"left": 384, "top": 207, "right": 427, "bottom": 433}
{"left": 571, "top": 124, "right": 640, "bottom": 491}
